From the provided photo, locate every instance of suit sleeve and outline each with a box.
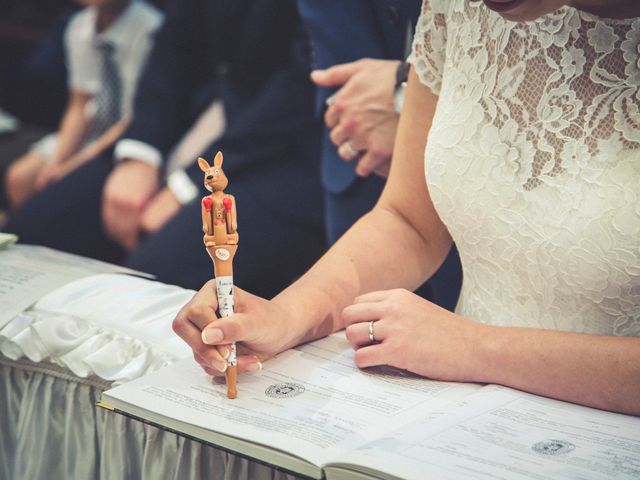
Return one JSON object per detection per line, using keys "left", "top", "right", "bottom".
{"left": 123, "top": 0, "right": 247, "bottom": 164}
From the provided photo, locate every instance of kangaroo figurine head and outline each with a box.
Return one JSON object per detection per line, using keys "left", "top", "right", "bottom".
{"left": 198, "top": 151, "right": 228, "bottom": 193}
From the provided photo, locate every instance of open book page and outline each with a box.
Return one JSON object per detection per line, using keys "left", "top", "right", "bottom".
{"left": 102, "top": 333, "right": 480, "bottom": 471}
{"left": 0, "top": 244, "right": 147, "bottom": 327}
{"left": 331, "top": 385, "right": 640, "bottom": 480}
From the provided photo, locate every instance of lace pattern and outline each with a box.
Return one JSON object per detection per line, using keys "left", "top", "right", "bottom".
{"left": 409, "top": 1, "right": 640, "bottom": 335}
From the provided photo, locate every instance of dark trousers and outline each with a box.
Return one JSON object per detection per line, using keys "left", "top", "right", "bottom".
{"left": 5, "top": 146, "right": 326, "bottom": 299}
{"left": 324, "top": 175, "right": 462, "bottom": 312}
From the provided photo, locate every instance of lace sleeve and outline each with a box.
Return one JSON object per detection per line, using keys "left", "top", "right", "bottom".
{"left": 407, "top": 0, "right": 448, "bottom": 95}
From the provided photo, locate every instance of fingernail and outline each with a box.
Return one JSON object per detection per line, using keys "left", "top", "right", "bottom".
{"left": 310, "top": 70, "right": 325, "bottom": 79}
{"left": 221, "top": 346, "right": 230, "bottom": 359}
{"left": 202, "top": 328, "right": 224, "bottom": 344}
{"left": 246, "top": 361, "right": 262, "bottom": 373}
{"left": 213, "top": 359, "right": 227, "bottom": 373}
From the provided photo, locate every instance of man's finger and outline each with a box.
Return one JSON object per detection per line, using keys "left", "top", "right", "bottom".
{"left": 337, "top": 142, "right": 362, "bottom": 161}
{"left": 329, "top": 125, "right": 350, "bottom": 147}
{"left": 324, "top": 104, "right": 341, "bottom": 129}
{"left": 355, "top": 151, "right": 388, "bottom": 177}
{"left": 374, "top": 163, "right": 391, "bottom": 178}
{"left": 102, "top": 200, "right": 117, "bottom": 240}
{"left": 105, "top": 202, "right": 139, "bottom": 250}
{"left": 311, "top": 61, "right": 362, "bottom": 87}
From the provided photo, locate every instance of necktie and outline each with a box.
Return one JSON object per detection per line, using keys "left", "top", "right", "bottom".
{"left": 88, "top": 41, "right": 122, "bottom": 141}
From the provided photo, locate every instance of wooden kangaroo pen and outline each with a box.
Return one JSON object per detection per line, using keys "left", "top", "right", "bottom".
{"left": 198, "top": 151, "right": 239, "bottom": 399}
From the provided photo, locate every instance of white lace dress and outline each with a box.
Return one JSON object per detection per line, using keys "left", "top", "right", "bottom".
{"left": 408, "top": 1, "right": 640, "bottom": 336}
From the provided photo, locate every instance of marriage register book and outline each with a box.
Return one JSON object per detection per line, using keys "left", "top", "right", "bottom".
{"left": 99, "top": 334, "right": 640, "bottom": 480}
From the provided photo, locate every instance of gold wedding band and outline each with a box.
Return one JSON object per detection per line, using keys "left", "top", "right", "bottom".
{"left": 368, "top": 320, "right": 376, "bottom": 343}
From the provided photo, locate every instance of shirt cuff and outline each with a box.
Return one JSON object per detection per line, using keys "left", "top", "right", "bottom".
{"left": 114, "top": 139, "right": 163, "bottom": 168}
{"left": 167, "top": 169, "right": 199, "bottom": 205}
{"left": 29, "top": 133, "right": 58, "bottom": 161}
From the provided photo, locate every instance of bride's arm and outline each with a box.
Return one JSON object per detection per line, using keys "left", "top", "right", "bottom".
{"left": 268, "top": 69, "right": 453, "bottom": 348}
{"left": 337, "top": 75, "right": 640, "bottom": 417}
{"left": 336, "top": 73, "right": 640, "bottom": 415}
{"left": 174, "top": 71, "right": 454, "bottom": 367}
{"left": 345, "top": 289, "right": 640, "bottom": 415}
{"left": 473, "top": 326, "right": 640, "bottom": 415}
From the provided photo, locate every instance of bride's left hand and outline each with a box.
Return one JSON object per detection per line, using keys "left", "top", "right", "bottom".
{"left": 342, "top": 289, "right": 489, "bottom": 382}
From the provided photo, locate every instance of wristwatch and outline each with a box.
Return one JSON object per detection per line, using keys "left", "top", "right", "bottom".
{"left": 393, "top": 61, "right": 410, "bottom": 113}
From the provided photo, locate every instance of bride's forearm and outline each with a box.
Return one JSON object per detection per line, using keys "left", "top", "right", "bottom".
{"left": 273, "top": 72, "right": 447, "bottom": 350}
{"left": 273, "top": 204, "right": 451, "bottom": 350}
{"left": 475, "top": 325, "right": 640, "bottom": 415}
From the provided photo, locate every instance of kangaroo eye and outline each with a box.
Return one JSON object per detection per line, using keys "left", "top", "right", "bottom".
{"left": 214, "top": 169, "right": 220, "bottom": 175}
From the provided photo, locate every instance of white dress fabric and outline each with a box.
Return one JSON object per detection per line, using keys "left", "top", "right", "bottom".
{"left": 408, "top": 1, "right": 640, "bottom": 336}
{"left": 0, "top": 275, "right": 300, "bottom": 480}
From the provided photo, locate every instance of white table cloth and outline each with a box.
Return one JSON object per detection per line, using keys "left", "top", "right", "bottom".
{"left": 0, "top": 274, "right": 302, "bottom": 480}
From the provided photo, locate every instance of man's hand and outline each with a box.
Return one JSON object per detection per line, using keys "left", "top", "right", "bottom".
{"left": 33, "top": 162, "right": 64, "bottom": 191}
{"left": 311, "top": 58, "right": 401, "bottom": 178}
{"left": 34, "top": 151, "right": 91, "bottom": 192}
{"left": 139, "top": 186, "right": 182, "bottom": 235}
{"left": 102, "top": 160, "right": 160, "bottom": 250}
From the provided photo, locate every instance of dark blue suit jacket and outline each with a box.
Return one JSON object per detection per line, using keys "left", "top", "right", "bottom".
{"left": 296, "top": 1, "right": 462, "bottom": 312}
{"left": 124, "top": 0, "right": 320, "bottom": 185}
{"left": 297, "top": 0, "right": 421, "bottom": 193}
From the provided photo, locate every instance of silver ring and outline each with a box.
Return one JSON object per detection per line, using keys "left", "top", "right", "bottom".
{"left": 325, "top": 94, "right": 337, "bottom": 107}
{"left": 368, "top": 320, "right": 376, "bottom": 343}
{"left": 344, "top": 141, "right": 359, "bottom": 158}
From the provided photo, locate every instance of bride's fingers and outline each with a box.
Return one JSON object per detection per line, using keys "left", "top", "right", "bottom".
{"left": 353, "top": 343, "right": 388, "bottom": 369}
{"left": 194, "top": 352, "right": 222, "bottom": 376}
{"left": 175, "top": 281, "right": 219, "bottom": 332}
{"left": 342, "top": 301, "right": 385, "bottom": 327}
{"left": 353, "top": 290, "right": 391, "bottom": 303}
{"left": 236, "top": 355, "right": 263, "bottom": 374}
{"left": 236, "top": 344, "right": 272, "bottom": 363}
{"left": 345, "top": 319, "right": 385, "bottom": 348}
{"left": 200, "top": 355, "right": 263, "bottom": 378}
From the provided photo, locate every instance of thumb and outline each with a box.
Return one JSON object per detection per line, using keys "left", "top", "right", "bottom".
{"left": 311, "top": 61, "right": 362, "bottom": 87}
{"left": 201, "top": 312, "right": 259, "bottom": 346}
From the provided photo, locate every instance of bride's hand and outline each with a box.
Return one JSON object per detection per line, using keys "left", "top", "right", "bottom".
{"left": 173, "top": 280, "right": 295, "bottom": 376}
{"left": 342, "top": 289, "right": 489, "bottom": 382}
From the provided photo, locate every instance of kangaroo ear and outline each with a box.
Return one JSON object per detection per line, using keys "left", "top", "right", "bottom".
{"left": 213, "top": 151, "right": 224, "bottom": 168}
{"left": 197, "top": 157, "right": 210, "bottom": 172}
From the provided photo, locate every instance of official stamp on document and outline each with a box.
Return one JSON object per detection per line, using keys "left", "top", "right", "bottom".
{"left": 265, "top": 383, "right": 306, "bottom": 399}
{"left": 532, "top": 440, "right": 575, "bottom": 456}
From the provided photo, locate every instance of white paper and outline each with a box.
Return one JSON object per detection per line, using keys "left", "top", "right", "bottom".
{"left": 340, "top": 385, "right": 640, "bottom": 480}
{"left": 0, "top": 244, "right": 147, "bottom": 327}
{"left": 104, "top": 333, "right": 479, "bottom": 467}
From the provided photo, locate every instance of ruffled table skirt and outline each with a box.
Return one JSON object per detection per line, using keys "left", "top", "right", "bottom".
{"left": 0, "top": 275, "right": 302, "bottom": 480}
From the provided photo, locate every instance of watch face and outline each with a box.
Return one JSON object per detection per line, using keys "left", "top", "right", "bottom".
{"left": 393, "top": 82, "right": 407, "bottom": 113}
